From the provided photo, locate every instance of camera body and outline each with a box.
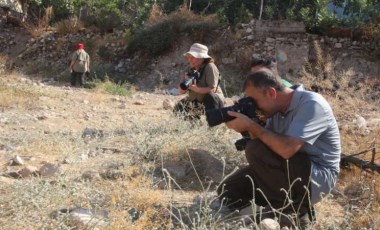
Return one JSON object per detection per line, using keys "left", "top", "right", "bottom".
{"left": 180, "top": 69, "right": 200, "bottom": 90}
{"left": 205, "top": 97, "right": 257, "bottom": 127}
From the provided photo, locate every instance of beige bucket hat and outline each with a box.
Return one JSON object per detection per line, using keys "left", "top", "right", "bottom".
{"left": 184, "top": 43, "right": 211, "bottom": 59}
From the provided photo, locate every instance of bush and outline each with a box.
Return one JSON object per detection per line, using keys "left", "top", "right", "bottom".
{"left": 128, "top": 6, "right": 219, "bottom": 56}
{"left": 91, "top": 78, "right": 134, "bottom": 96}
{"left": 83, "top": 2, "right": 123, "bottom": 32}
{"left": 54, "top": 16, "right": 83, "bottom": 35}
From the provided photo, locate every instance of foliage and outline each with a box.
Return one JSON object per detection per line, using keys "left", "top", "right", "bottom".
{"left": 127, "top": 6, "right": 219, "bottom": 56}
{"left": 26, "top": 0, "right": 380, "bottom": 36}
{"left": 335, "top": 0, "right": 379, "bottom": 25}
{"left": 92, "top": 79, "right": 133, "bottom": 96}
{"left": 54, "top": 16, "right": 83, "bottom": 35}
{"left": 222, "top": 0, "right": 256, "bottom": 24}
{"left": 157, "top": 0, "right": 225, "bottom": 14}
{"left": 83, "top": 1, "right": 123, "bottom": 32}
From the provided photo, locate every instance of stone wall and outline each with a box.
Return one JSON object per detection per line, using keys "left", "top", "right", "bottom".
{"left": 225, "top": 20, "right": 379, "bottom": 80}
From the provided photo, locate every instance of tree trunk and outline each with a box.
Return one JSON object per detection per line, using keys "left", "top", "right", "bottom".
{"left": 259, "top": 0, "right": 264, "bottom": 20}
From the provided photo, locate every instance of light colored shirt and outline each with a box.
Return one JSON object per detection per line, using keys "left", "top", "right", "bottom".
{"left": 71, "top": 50, "right": 90, "bottom": 73}
{"left": 266, "top": 85, "right": 341, "bottom": 204}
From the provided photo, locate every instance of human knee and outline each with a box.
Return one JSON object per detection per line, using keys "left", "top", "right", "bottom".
{"left": 245, "top": 139, "right": 283, "bottom": 167}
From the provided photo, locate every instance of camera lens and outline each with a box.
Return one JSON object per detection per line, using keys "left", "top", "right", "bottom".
{"left": 205, "top": 106, "right": 235, "bottom": 127}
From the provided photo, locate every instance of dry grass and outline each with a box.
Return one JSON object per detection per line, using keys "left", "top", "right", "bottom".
{"left": 299, "top": 41, "right": 380, "bottom": 229}
{"left": 0, "top": 84, "right": 240, "bottom": 229}
{"left": 1, "top": 43, "right": 380, "bottom": 229}
{"left": 54, "top": 16, "right": 84, "bottom": 35}
{"left": 24, "top": 6, "right": 54, "bottom": 38}
{"left": 0, "top": 74, "right": 41, "bottom": 108}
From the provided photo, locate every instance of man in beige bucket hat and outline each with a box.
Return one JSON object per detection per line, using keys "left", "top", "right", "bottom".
{"left": 173, "top": 43, "right": 224, "bottom": 120}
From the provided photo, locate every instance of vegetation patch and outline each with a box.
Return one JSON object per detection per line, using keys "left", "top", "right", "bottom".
{"left": 128, "top": 6, "right": 220, "bottom": 56}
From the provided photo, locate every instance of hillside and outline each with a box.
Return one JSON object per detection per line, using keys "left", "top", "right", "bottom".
{"left": 1, "top": 24, "right": 380, "bottom": 229}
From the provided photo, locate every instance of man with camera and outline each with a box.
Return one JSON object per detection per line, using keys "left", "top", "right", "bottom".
{"left": 216, "top": 69, "right": 341, "bottom": 229}
{"left": 173, "top": 43, "right": 224, "bottom": 120}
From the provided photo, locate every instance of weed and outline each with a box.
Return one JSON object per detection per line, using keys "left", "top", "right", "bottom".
{"left": 0, "top": 75, "right": 41, "bottom": 108}
{"left": 128, "top": 6, "right": 219, "bottom": 56}
{"left": 91, "top": 79, "right": 134, "bottom": 96}
{"left": 54, "top": 16, "right": 84, "bottom": 35}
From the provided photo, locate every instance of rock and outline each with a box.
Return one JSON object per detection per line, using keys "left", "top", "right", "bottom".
{"left": 100, "top": 169, "right": 124, "bottom": 180}
{"left": 39, "top": 163, "right": 60, "bottom": 177}
{"left": 266, "top": 37, "right": 275, "bottom": 43}
{"left": 10, "top": 155, "right": 24, "bottom": 166}
{"left": 81, "top": 170, "right": 101, "bottom": 181}
{"left": 51, "top": 208, "right": 109, "bottom": 229}
{"left": 354, "top": 115, "right": 367, "bottom": 131}
{"left": 37, "top": 115, "right": 48, "bottom": 120}
{"left": 334, "top": 43, "right": 343, "bottom": 49}
{"left": 82, "top": 127, "right": 104, "bottom": 138}
{"left": 128, "top": 207, "right": 143, "bottom": 222}
{"left": 187, "top": 149, "right": 224, "bottom": 183}
{"left": 19, "top": 165, "right": 39, "bottom": 178}
{"left": 163, "top": 99, "right": 174, "bottom": 110}
{"left": 260, "top": 218, "right": 280, "bottom": 230}
{"left": 6, "top": 171, "right": 21, "bottom": 179}
{"left": 164, "top": 163, "right": 187, "bottom": 180}
{"left": 133, "top": 101, "right": 144, "bottom": 105}
{"left": 167, "top": 88, "right": 179, "bottom": 96}
{"left": 0, "top": 144, "right": 14, "bottom": 151}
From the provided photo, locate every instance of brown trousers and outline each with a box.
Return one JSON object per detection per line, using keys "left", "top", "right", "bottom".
{"left": 217, "top": 139, "right": 312, "bottom": 214}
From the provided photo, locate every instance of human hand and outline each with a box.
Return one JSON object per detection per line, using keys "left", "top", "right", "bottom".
{"left": 188, "top": 84, "right": 197, "bottom": 92}
{"left": 183, "top": 73, "right": 190, "bottom": 80}
{"left": 225, "top": 111, "right": 255, "bottom": 133}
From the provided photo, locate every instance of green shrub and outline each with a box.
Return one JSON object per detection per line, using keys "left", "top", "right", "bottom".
{"left": 84, "top": 2, "right": 123, "bottom": 32}
{"left": 91, "top": 63, "right": 115, "bottom": 81}
{"left": 128, "top": 7, "right": 219, "bottom": 56}
{"left": 92, "top": 79, "right": 133, "bottom": 96}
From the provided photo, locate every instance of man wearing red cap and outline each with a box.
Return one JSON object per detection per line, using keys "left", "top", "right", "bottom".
{"left": 69, "top": 43, "right": 90, "bottom": 87}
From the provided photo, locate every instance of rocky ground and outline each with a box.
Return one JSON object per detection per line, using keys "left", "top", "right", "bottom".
{"left": 1, "top": 22, "right": 379, "bottom": 229}
{"left": 0, "top": 72, "right": 379, "bottom": 229}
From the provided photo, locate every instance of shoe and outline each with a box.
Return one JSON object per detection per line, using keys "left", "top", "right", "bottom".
{"left": 239, "top": 205, "right": 315, "bottom": 230}
{"left": 239, "top": 205, "right": 275, "bottom": 226}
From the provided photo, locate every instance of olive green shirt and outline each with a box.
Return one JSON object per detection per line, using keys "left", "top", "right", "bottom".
{"left": 188, "top": 63, "right": 224, "bottom": 102}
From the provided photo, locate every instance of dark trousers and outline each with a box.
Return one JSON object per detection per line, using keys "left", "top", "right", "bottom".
{"left": 173, "top": 93, "right": 224, "bottom": 119}
{"left": 217, "top": 139, "right": 312, "bottom": 215}
{"left": 71, "top": 71, "right": 85, "bottom": 87}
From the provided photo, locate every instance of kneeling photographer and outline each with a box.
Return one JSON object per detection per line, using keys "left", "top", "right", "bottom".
{"left": 173, "top": 43, "right": 224, "bottom": 120}
{"left": 213, "top": 69, "right": 341, "bottom": 229}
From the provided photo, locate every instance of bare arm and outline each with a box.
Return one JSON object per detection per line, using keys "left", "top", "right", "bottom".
{"left": 69, "top": 60, "right": 75, "bottom": 69}
{"left": 226, "top": 111, "right": 305, "bottom": 159}
{"left": 188, "top": 85, "right": 216, "bottom": 94}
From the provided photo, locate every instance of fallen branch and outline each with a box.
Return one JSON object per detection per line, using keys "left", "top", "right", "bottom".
{"left": 341, "top": 153, "right": 380, "bottom": 174}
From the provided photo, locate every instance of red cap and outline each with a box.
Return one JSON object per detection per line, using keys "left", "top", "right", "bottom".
{"left": 76, "top": 43, "right": 84, "bottom": 49}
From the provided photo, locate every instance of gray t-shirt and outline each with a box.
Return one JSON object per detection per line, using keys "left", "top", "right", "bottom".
{"left": 266, "top": 85, "right": 341, "bottom": 204}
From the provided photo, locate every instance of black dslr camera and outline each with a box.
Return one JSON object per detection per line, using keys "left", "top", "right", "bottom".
{"left": 205, "top": 97, "right": 258, "bottom": 151}
{"left": 205, "top": 97, "right": 257, "bottom": 127}
{"left": 180, "top": 69, "right": 200, "bottom": 90}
